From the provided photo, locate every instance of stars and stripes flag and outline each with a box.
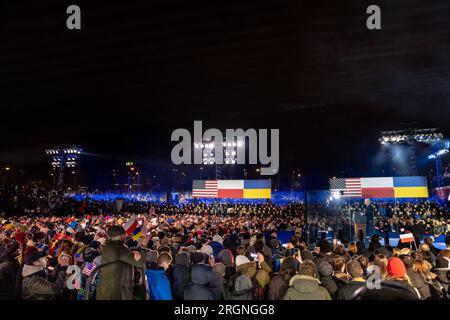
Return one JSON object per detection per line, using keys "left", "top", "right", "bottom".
{"left": 330, "top": 176, "right": 429, "bottom": 198}
{"left": 82, "top": 262, "right": 96, "bottom": 276}
{"left": 329, "top": 178, "right": 362, "bottom": 197}
{"left": 192, "top": 180, "right": 272, "bottom": 199}
{"left": 192, "top": 180, "right": 219, "bottom": 198}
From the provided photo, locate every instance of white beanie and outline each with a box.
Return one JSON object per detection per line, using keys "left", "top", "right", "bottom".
{"left": 213, "top": 235, "right": 223, "bottom": 244}
{"left": 235, "top": 255, "right": 250, "bottom": 268}
{"left": 200, "top": 245, "right": 213, "bottom": 256}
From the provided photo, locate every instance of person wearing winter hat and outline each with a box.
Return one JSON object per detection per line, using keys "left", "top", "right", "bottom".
{"left": 384, "top": 257, "right": 420, "bottom": 299}
{"left": 96, "top": 225, "right": 148, "bottom": 300}
{"left": 353, "top": 258, "right": 419, "bottom": 300}
{"left": 200, "top": 244, "right": 213, "bottom": 256}
{"left": 185, "top": 251, "right": 221, "bottom": 300}
{"left": 268, "top": 256, "right": 297, "bottom": 300}
{"left": 317, "top": 261, "right": 338, "bottom": 299}
{"left": 269, "top": 239, "right": 284, "bottom": 256}
{"left": 235, "top": 255, "right": 250, "bottom": 268}
{"left": 235, "top": 253, "right": 272, "bottom": 299}
{"left": 172, "top": 252, "right": 191, "bottom": 300}
{"left": 21, "top": 251, "right": 69, "bottom": 300}
{"left": 211, "top": 262, "right": 226, "bottom": 299}
{"left": 313, "top": 240, "right": 332, "bottom": 269}
{"left": 218, "top": 249, "right": 235, "bottom": 267}
{"left": 210, "top": 235, "right": 224, "bottom": 259}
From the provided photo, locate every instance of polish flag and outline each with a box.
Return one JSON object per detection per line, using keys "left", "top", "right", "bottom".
{"left": 124, "top": 214, "right": 138, "bottom": 235}
{"left": 400, "top": 233, "right": 415, "bottom": 243}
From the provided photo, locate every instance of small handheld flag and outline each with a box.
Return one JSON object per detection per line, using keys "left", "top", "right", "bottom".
{"left": 400, "top": 233, "right": 415, "bottom": 243}
{"left": 131, "top": 226, "right": 143, "bottom": 241}
{"left": 124, "top": 214, "right": 138, "bottom": 235}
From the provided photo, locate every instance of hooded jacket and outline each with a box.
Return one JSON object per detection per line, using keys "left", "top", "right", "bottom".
{"left": 0, "top": 241, "right": 20, "bottom": 299}
{"left": 96, "top": 240, "right": 146, "bottom": 300}
{"left": 267, "top": 271, "right": 293, "bottom": 300}
{"left": 21, "top": 264, "right": 67, "bottom": 300}
{"left": 172, "top": 264, "right": 190, "bottom": 300}
{"left": 282, "top": 275, "right": 332, "bottom": 300}
{"left": 184, "top": 264, "right": 217, "bottom": 300}
{"left": 236, "top": 260, "right": 272, "bottom": 289}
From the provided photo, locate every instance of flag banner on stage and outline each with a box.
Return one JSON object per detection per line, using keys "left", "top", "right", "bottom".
{"left": 330, "top": 176, "right": 429, "bottom": 198}
{"left": 192, "top": 180, "right": 271, "bottom": 199}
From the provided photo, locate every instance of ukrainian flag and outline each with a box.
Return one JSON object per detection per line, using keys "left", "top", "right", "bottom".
{"left": 131, "top": 226, "right": 143, "bottom": 241}
{"left": 393, "top": 176, "right": 429, "bottom": 198}
{"left": 243, "top": 180, "right": 271, "bottom": 199}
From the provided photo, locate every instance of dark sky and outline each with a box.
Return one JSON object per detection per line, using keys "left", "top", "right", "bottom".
{"left": 1, "top": 0, "right": 450, "bottom": 189}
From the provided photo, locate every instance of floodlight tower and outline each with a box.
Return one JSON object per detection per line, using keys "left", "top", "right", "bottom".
{"left": 379, "top": 127, "right": 443, "bottom": 175}
{"left": 194, "top": 136, "right": 244, "bottom": 179}
{"left": 428, "top": 141, "right": 449, "bottom": 204}
{"left": 45, "top": 145, "right": 83, "bottom": 190}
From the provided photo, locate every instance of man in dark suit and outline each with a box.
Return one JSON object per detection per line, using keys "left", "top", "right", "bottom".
{"left": 364, "top": 199, "right": 375, "bottom": 238}
{"left": 353, "top": 206, "right": 367, "bottom": 242}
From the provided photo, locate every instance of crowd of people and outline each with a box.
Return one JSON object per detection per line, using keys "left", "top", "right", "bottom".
{"left": 0, "top": 183, "right": 449, "bottom": 300}
{"left": 308, "top": 199, "right": 450, "bottom": 243}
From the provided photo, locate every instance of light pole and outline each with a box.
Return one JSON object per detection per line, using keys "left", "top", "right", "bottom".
{"left": 45, "top": 146, "right": 82, "bottom": 190}
{"left": 72, "top": 170, "right": 77, "bottom": 189}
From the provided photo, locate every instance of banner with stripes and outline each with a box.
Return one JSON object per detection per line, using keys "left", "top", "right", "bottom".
{"left": 330, "top": 176, "right": 429, "bottom": 198}
{"left": 192, "top": 180, "right": 271, "bottom": 199}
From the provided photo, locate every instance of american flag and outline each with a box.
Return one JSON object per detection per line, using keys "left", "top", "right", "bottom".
{"left": 330, "top": 178, "right": 362, "bottom": 197}
{"left": 192, "top": 180, "right": 218, "bottom": 198}
{"left": 82, "top": 262, "right": 96, "bottom": 276}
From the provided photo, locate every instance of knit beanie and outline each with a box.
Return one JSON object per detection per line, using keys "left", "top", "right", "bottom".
{"left": 218, "top": 249, "right": 235, "bottom": 267}
{"left": 235, "top": 255, "right": 250, "bottom": 268}
{"left": 387, "top": 257, "right": 407, "bottom": 278}
{"left": 318, "top": 261, "right": 334, "bottom": 277}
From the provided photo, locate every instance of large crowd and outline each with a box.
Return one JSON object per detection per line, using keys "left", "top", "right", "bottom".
{"left": 0, "top": 183, "right": 449, "bottom": 300}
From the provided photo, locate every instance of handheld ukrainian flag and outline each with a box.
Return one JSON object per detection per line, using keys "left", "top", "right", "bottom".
{"left": 131, "top": 226, "right": 143, "bottom": 241}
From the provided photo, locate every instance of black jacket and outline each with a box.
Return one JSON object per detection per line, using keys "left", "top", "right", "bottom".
{"left": 0, "top": 241, "right": 20, "bottom": 300}
{"left": 320, "top": 275, "right": 338, "bottom": 299}
{"left": 267, "top": 272, "right": 292, "bottom": 300}
{"left": 406, "top": 268, "right": 431, "bottom": 300}
{"left": 172, "top": 264, "right": 190, "bottom": 300}
{"left": 336, "top": 280, "right": 366, "bottom": 300}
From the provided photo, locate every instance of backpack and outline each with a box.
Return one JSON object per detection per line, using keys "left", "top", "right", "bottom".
{"left": 250, "top": 276, "right": 265, "bottom": 300}
{"left": 429, "top": 279, "right": 448, "bottom": 300}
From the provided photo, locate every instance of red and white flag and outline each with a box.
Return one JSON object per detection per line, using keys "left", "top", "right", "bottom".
{"left": 400, "top": 233, "right": 415, "bottom": 243}
{"left": 124, "top": 214, "right": 138, "bottom": 235}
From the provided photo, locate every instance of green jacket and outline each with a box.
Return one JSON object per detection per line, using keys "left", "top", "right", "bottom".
{"left": 96, "top": 240, "right": 146, "bottom": 300}
{"left": 21, "top": 265, "right": 67, "bottom": 300}
{"left": 283, "top": 275, "right": 332, "bottom": 300}
{"left": 236, "top": 260, "right": 272, "bottom": 288}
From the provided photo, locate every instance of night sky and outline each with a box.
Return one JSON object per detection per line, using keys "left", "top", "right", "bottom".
{"left": 1, "top": 0, "right": 450, "bottom": 189}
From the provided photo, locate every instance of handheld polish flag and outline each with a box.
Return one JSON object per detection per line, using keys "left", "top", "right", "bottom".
{"left": 400, "top": 233, "right": 415, "bottom": 243}
{"left": 123, "top": 214, "right": 138, "bottom": 235}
